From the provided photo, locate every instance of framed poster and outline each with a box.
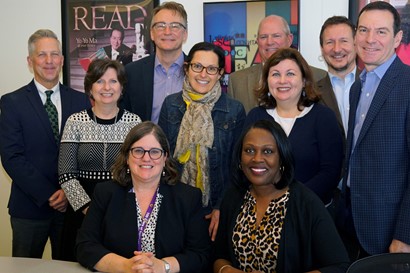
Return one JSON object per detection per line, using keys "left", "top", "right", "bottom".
{"left": 62, "top": 0, "right": 159, "bottom": 91}
{"left": 349, "top": 0, "right": 410, "bottom": 65}
{"left": 204, "top": 0, "right": 299, "bottom": 88}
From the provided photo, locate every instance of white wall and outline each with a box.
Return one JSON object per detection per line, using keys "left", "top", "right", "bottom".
{"left": 0, "top": 0, "right": 348, "bottom": 258}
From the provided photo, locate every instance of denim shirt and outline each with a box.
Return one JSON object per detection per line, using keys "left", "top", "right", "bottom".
{"left": 158, "top": 91, "right": 246, "bottom": 209}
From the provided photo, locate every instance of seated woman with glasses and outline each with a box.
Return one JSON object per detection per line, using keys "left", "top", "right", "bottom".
{"left": 158, "top": 42, "right": 246, "bottom": 241}
{"left": 76, "top": 121, "right": 211, "bottom": 273}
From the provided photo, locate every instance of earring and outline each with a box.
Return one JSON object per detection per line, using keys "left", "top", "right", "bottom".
{"left": 238, "top": 163, "right": 242, "bottom": 170}
{"left": 267, "top": 92, "right": 271, "bottom": 97}
{"left": 162, "top": 170, "right": 166, "bottom": 177}
{"left": 280, "top": 166, "right": 285, "bottom": 174}
{"left": 302, "top": 89, "right": 306, "bottom": 97}
{"left": 126, "top": 168, "right": 130, "bottom": 174}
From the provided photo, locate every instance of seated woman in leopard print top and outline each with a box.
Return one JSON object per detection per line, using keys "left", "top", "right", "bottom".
{"left": 214, "top": 120, "right": 349, "bottom": 273}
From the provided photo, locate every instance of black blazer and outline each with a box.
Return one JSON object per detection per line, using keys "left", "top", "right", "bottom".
{"left": 76, "top": 180, "right": 211, "bottom": 273}
{"left": 121, "top": 55, "right": 156, "bottom": 121}
{"left": 103, "top": 44, "right": 133, "bottom": 66}
{"left": 0, "top": 80, "right": 91, "bottom": 219}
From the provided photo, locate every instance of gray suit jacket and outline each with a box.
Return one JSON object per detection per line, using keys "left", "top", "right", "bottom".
{"left": 228, "top": 63, "right": 326, "bottom": 113}
{"left": 316, "top": 67, "right": 360, "bottom": 137}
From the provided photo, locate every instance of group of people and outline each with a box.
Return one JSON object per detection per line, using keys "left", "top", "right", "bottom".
{"left": 0, "top": 1, "right": 409, "bottom": 273}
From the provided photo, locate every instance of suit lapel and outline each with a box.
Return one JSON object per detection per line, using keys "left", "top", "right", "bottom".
{"left": 319, "top": 75, "right": 343, "bottom": 124}
{"left": 355, "top": 59, "right": 399, "bottom": 147}
{"left": 26, "top": 81, "right": 57, "bottom": 145}
{"left": 247, "top": 64, "right": 261, "bottom": 107}
{"left": 144, "top": 55, "right": 155, "bottom": 120}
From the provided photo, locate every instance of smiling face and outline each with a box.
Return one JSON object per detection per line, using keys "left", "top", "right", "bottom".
{"left": 257, "top": 16, "right": 293, "bottom": 63}
{"left": 90, "top": 67, "right": 122, "bottom": 107}
{"left": 110, "top": 29, "right": 123, "bottom": 51}
{"left": 268, "top": 59, "right": 304, "bottom": 107}
{"left": 321, "top": 23, "right": 356, "bottom": 76}
{"left": 150, "top": 9, "right": 187, "bottom": 54}
{"left": 241, "top": 127, "right": 281, "bottom": 187}
{"left": 355, "top": 9, "right": 403, "bottom": 71}
{"left": 27, "top": 37, "right": 64, "bottom": 89}
{"left": 127, "top": 133, "right": 167, "bottom": 185}
{"left": 186, "top": 50, "right": 223, "bottom": 94}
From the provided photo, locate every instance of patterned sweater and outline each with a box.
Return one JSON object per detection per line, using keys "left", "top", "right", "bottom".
{"left": 58, "top": 109, "right": 141, "bottom": 211}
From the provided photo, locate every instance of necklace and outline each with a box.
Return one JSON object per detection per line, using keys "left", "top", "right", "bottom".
{"left": 91, "top": 108, "right": 119, "bottom": 170}
{"left": 92, "top": 108, "right": 119, "bottom": 124}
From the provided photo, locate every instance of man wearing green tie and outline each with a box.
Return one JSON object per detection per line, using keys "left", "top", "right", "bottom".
{"left": 0, "top": 29, "right": 91, "bottom": 259}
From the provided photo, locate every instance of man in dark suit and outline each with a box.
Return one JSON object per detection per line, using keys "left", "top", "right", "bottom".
{"left": 103, "top": 27, "right": 133, "bottom": 66}
{"left": 228, "top": 15, "right": 327, "bottom": 113}
{"left": 339, "top": 1, "right": 410, "bottom": 260}
{"left": 317, "top": 16, "right": 358, "bottom": 138}
{"left": 122, "top": 1, "right": 187, "bottom": 123}
{"left": 0, "top": 29, "right": 91, "bottom": 259}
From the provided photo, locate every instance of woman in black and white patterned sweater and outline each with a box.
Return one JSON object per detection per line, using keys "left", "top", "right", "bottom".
{"left": 58, "top": 59, "right": 141, "bottom": 261}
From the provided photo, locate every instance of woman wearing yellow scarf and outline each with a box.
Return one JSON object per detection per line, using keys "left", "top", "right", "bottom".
{"left": 159, "top": 42, "right": 246, "bottom": 241}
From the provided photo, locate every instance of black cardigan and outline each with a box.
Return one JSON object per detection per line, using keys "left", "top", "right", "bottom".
{"left": 214, "top": 181, "right": 350, "bottom": 273}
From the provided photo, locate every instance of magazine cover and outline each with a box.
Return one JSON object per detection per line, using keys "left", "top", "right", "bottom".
{"left": 62, "top": 0, "right": 158, "bottom": 91}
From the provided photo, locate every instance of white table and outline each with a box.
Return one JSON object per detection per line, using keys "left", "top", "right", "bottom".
{"left": 0, "top": 257, "right": 96, "bottom": 273}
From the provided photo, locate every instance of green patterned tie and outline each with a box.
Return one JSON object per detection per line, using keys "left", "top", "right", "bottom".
{"left": 44, "top": 90, "right": 59, "bottom": 143}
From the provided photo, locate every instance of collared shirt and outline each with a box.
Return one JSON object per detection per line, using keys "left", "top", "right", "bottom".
{"left": 347, "top": 54, "right": 397, "bottom": 187}
{"left": 329, "top": 69, "right": 356, "bottom": 136}
{"left": 34, "top": 80, "right": 62, "bottom": 132}
{"left": 111, "top": 49, "right": 119, "bottom": 60}
{"left": 151, "top": 53, "right": 184, "bottom": 123}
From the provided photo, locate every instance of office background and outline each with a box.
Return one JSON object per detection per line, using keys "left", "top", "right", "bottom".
{"left": 0, "top": 0, "right": 348, "bottom": 258}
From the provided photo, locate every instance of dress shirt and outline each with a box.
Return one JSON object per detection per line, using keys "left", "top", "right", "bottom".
{"left": 151, "top": 53, "right": 184, "bottom": 123}
{"left": 329, "top": 70, "right": 356, "bottom": 136}
{"left": 347, "top": 54, "right": 396, "bottom": 187}
{"left": 34, "top": 80, "right": 62, "bottom": 132}
{"left": 111, "top": 49, "right": 119, "bottom": 60}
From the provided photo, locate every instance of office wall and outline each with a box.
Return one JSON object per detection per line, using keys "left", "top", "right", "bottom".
{"left": 0, "top": 0, "right": 348, "bottom": 258}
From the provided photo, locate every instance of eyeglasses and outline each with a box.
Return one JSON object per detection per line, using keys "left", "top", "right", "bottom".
{"left": 130, "top": 147, "right": 164, "bottom": 160}
{"left": 152, "top": 22, "right": 186, "bottom": 32}
{"left": 188, "top": 63, "right": 221, "bottom": 75}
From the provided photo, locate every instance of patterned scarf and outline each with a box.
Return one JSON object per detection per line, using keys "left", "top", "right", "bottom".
{"left": 174, "top": 77, "right": 221, "bottom": 206}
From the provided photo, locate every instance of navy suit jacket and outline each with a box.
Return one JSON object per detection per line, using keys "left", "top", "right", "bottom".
{"left": 121, "top": 55, "right": 156, "bottom": 121}
{"left": 0, "top": 80, "right": 91, "bottom": 220}
{"left": 343, "top": 57, "right": 410, "bottom": 254}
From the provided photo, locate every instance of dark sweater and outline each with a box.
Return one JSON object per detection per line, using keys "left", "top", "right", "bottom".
{"left": 214, "top": 181, "right": 350, "bottom": 273}
{"left": 244, "top": 104, "right": 343, "bottom": 204}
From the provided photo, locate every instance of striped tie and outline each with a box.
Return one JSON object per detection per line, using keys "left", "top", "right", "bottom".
{"left": 44, "top": 90, "right": 59, "bottom": 143}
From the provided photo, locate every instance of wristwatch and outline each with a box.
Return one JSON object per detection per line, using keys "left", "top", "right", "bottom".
{"left": 162, "top": 259, "right": 170, "bottom": 273}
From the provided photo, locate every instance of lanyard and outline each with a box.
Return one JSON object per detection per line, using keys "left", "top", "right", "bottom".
{"left": 136, "top": 188, "right": 158, "bottom": 251}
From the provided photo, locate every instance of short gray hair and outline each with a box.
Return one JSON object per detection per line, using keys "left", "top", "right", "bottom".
{"left": 28, "top": 29, "right": 62, "bottom": 56}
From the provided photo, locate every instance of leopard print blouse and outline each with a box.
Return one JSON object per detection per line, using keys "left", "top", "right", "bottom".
{"left": 232, "top": 190, "right": 289, "bottom": 272}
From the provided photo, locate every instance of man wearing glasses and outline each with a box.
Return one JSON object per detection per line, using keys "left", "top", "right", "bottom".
{"left": 122, "top": 1, "right": 187, "bottom": 123}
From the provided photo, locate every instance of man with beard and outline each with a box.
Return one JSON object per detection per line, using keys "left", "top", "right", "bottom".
{"left": 317, "top": 16, "right": 359, "bottom": 138}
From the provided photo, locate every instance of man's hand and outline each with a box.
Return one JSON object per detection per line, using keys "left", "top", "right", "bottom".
{"left": 390, "top": 239, "right": 410, "bottom": 253}
{"left": 49, "top": 189, "right": 68, "bottom": 212}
